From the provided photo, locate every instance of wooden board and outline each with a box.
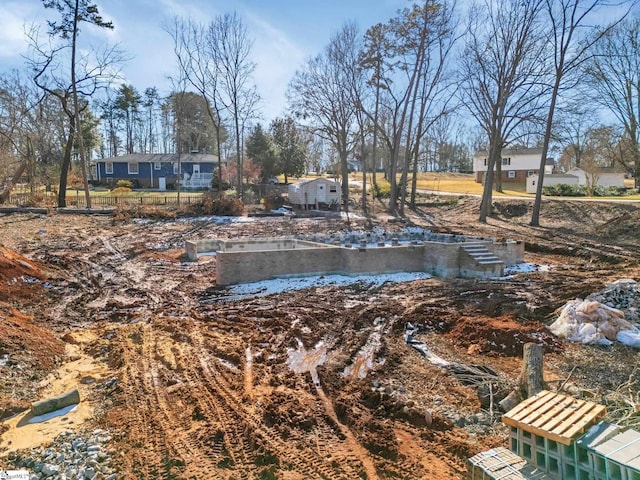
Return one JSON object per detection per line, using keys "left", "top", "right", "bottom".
{"left": 503, "top": 390, "right": 606, "bottom": 446}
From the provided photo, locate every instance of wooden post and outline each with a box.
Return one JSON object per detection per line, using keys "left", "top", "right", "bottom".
{"left": 520, "top": 342, "right": 544, "bottom": 398}
{"left": 499, "top": 342, "right": 544, "bottom": 412}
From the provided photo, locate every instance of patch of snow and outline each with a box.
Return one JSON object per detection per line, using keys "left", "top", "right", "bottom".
{"left": 343, "top": 317, "right": 387, "bottom": 379}
{"left": 286, "top": 339, "right": 327, "bottom": 387}
{"left": 494, "top": 263, "right": 553, "bottom": 279}
{"left": 28, "top": 404, "right": 78, "bottom": 424}
{"left": 215, "top": 272, "right": 432, "bottom": 302}
{"left": 503, "top": 263, "right": 552, "bottom": 275}
{"left": 271, "top": 207, "right": 294, "bottom": 215}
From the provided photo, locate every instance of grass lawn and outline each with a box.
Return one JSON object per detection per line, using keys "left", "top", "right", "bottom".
{"left": 348, "top": 172, "right": 640, "bottom": 200}
{"left": 349, "top": 172, "right": 532, "bottom": 197}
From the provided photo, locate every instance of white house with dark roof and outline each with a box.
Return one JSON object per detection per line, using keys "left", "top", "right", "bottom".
{"left": 473, "top": 147, "right": 554, "bottom": 184}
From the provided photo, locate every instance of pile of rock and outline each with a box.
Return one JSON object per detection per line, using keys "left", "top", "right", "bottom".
{"left": 587, "top": 279, "right": 640, "bottom": 323}
{"left": 5, "top": 429, "right": 120, "bottom": 480}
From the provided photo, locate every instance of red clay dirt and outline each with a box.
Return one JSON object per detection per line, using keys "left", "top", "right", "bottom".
{"left": 0, "top": 197, "right": 639, "bottom": 479}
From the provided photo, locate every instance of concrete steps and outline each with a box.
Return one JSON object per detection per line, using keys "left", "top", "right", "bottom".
{"left": 460, "top": 243, "right": 504, "bottom": 277}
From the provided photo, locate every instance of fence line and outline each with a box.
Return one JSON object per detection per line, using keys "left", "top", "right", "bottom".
{"left": 4, "top": 192, "right": 204, "bottom": 208}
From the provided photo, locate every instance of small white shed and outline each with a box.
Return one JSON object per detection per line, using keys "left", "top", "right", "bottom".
{"left": 526, "top": 174, "right": 578, "bottom": 193}
{"left": 288, "top": 178, "right": 341, "bottom": 209}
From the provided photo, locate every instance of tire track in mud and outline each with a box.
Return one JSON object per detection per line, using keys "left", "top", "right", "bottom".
{"left": 139, "top": 324, "right": 213, "bottom": 474}
{"left": 115, "top": 323, "right": 241, "bottom": 479}
{"left": 190, "top": 322, "right": 373, "bottom": 479}
{"left": 114, "top": 326, "right": 173, "bottom": 479}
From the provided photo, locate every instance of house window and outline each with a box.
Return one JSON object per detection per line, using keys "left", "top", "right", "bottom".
{"left": 154, "top": 162, "right": 161, "bottom": 170}
{"left": 502, "top": 157, "right": 511, "bottom": 166}
{"left": 105, "top": 162, "right": 113, "bottom": 174}
{"left": 527, "top": 170, "right": 534, "bottom": 177}
{"left": 508, "top": 171, "right": 516, "bottom": 178}
{"left": 128, "top": 162, "right": 139, "bottom": 174}
{"left": 173, "top": 163, "right": 178, "bottom": 174}
{"left": 329, "top": 185, "right": 337, "bottom": 193}
{"left": 91, "top": 165, "right": 97, "bottom": 178}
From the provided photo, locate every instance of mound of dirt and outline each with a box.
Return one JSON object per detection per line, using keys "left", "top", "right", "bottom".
{"left": 0, "top": 246, "right": 49, "bottom": 303}
{"left": 445, "top": 315, "right": 563, "bottom": 357}
{"left": 0, "top": 304, "right": 65, "bottom": 419}
{"left": 0, "top": 246, "right": 65, "bottom": 420}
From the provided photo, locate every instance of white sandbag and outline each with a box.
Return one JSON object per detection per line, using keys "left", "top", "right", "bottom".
{"left": 616, "top": 329, "right": 640, "bottom": 348}
{"left": 549, "top": 298, "right": 628, "bottom": 346}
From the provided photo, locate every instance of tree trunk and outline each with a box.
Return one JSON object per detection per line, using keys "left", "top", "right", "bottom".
{"left": 531, "top": 74, "right": 561, "bottom": 226}
{"left": 58, "top": 129, "right": 75, "bottom": 207}
{"left": 520, "top": 342, "right": 544, "bottom": 398}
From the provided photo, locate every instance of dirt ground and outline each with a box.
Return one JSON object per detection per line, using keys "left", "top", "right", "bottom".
{"left": 1, "top": 196, "right": 640, "bottom": 479}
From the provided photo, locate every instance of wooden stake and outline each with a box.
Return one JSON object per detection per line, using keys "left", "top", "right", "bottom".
{"left": 520, "top": 342, "right": 544, "bottom": 398}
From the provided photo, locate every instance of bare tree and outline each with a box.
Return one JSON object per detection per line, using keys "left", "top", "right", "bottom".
{"left": 530, "top": 0, "right": 631, "bottom": 226}
{"left": 212, "top": 12, "right": 259, "bottom": 199}
{"left": 288, "top": 22, "right": 360, "bottom": 212}
{"left": 0, "top": 71, "right": 42, "bottom": 202}
{"left": 554, "top": 100, "right": 601, "bottom": 170}
{"left": 459, "top": 0, "right": 548, "bottom": 222}
{"left": 27, "top": 2, "right": 119, "bottom": 207}
{"left": 357, "top": 2, "right": 458, "bottom": 215}
{"left": 585, "top": 17, "right": 640, "bottom": 188}
{"left": 40, "top": 0, "right": 114, "bottom": 208}
{"left": 166, "top": 17, "right": 224, "bottom": 193}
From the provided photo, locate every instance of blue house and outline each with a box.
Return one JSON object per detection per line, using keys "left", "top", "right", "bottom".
{"left": 91, "top": 153, "right": 219, "bottom": 190}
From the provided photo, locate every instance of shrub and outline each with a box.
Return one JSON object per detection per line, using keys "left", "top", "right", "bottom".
{"left": 188, "top": 192, "right": 245, "bottom": 216}
{"left": 372, "top": 183, "right": 391, "bottom": 199}
{"left": 593, "top": 185, "right": 628, "bottom": 197}
{"left": 66, "top": 172, "right": 84, "bottom": 189}
{"left": 542, "top": 184, "right": 585, "bottom": 196}
{"left": 116, "top": 179, "right": 133, "bottom": 189}
{"left": 243, "top": 189, "right": 258, "bottom": 205}
{"left": 543, "top": 183, "right": 633, "bottom": 197}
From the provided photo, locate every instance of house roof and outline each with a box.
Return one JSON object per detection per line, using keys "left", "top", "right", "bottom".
{"left": 95, "top": 153, "right": 218, "bottom": 164}
{"left": 474, "top": 147, "right": 544, "bottom": 157}
{"left": 291, "top": 177, "right": 339, "bottom": 186}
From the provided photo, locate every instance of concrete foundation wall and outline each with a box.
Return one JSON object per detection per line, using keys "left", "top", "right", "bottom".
{"left": 486, "top": 241, "right": 524, "bottom": 265}
{"left": 191, "top": 235, "right": 526, "bottom": 285}
{"left": 217, "top": 246, "right": 343, "bottom": 285}
{"left": 422, "top": 242, "right": 462, "bottom": 277}
{"left": 185, "top": 239, "right": 225, "bottom": 261}
{"left": 341, "top": 245, "right": 425, "bottom": 275}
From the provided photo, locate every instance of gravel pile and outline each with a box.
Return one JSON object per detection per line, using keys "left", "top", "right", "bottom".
{"left": 5, "top": 429, "right": 121, "bottom": 480}
{"left": 587, "top": 279, "right": 640, "bottom": 323}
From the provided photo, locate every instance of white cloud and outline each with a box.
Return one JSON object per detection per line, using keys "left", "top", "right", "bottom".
{"left": 243, "top": 10, "right": 306, "bottom": 122}
{"left": 0, "top": 2, "right": 42, "bottom": 59}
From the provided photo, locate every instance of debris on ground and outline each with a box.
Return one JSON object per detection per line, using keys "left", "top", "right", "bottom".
{"left": 549, "top": 279, "right": 640, "bottom": 347}
{"left": 1, "top": 199, "right": 640, "bottom": 479}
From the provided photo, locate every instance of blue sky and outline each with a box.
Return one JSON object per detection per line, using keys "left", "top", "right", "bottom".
{"left": 0, "top": 0, "right": 407, "bottom": 122}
